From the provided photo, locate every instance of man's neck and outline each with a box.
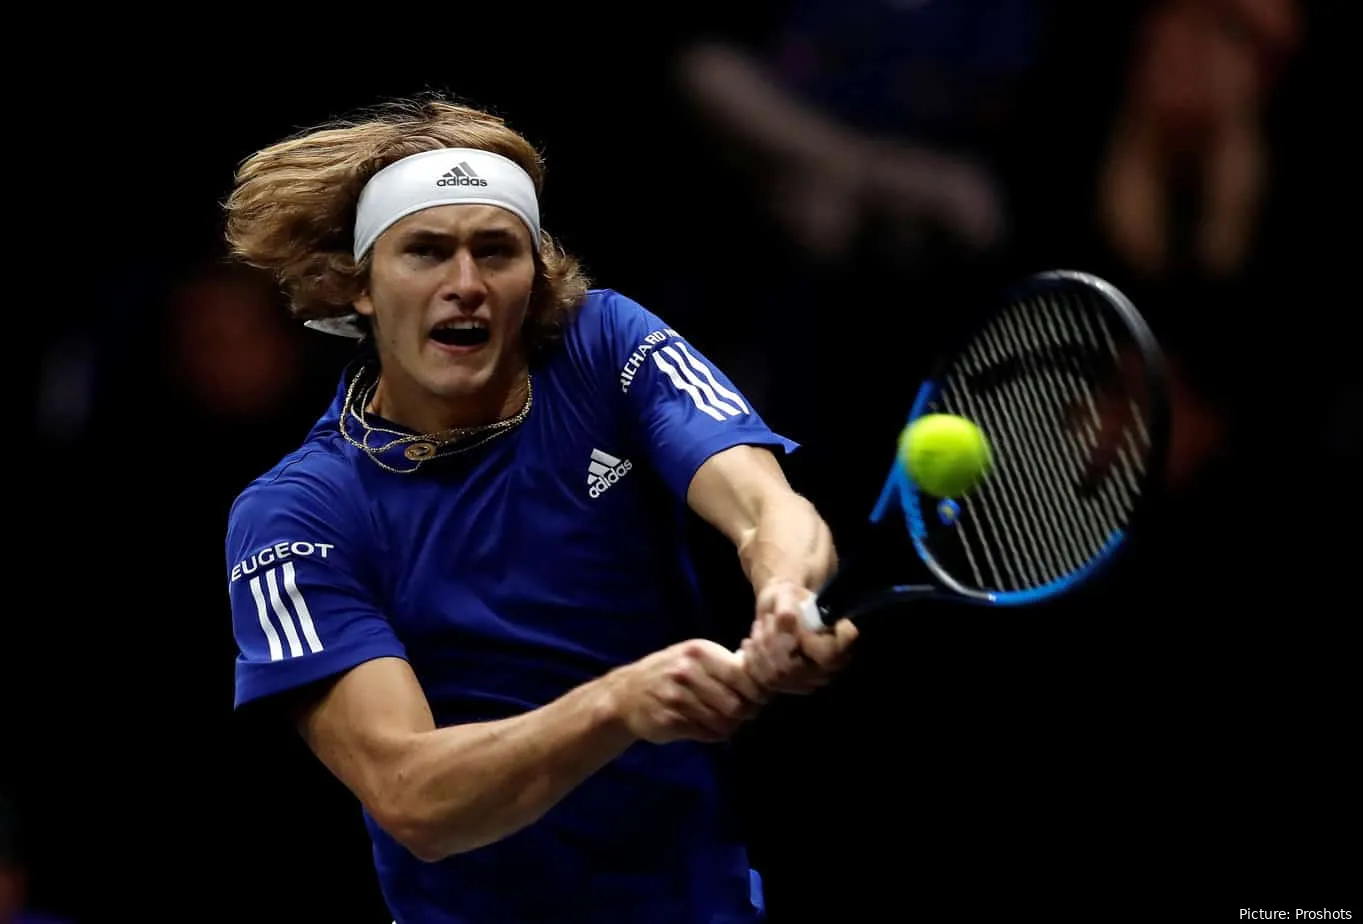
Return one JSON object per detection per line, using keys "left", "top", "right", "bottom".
{"left": 368, "top": 363, "right": 530, "bottom": 435}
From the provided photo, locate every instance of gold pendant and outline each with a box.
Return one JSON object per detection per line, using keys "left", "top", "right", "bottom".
{"left": 404, "top": 441, "right": 438, "bottom": 461}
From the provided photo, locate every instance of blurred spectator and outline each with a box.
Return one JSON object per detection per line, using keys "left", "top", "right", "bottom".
{"left": 1045, "top": 0, "right": 1304, "bottom": 500}
{"left": 670, "top": 0, "right": 1043, "bottom": 524}
{"left": 1100, "top": 0, "right": 1301, "bottom": 280}
{"left": 16, "top": 255, "right": 361, "bottom": 919}
{"left": 163, "top": 264, "right": 307, "bottom": 424}
{"left": 52, "top": 255, "right": 342, "bottom": 497}
{"left": 31, "top": 259, "right": 309, "bottom": 465}
{"left": 674, "top": 0, "right": 1037, "bottom": 266}
{"left": 1081, "top": 3, "right": 1355, "bottom": 902}
{"left": 0, "top": 793, "right": 74, "bottom": 924}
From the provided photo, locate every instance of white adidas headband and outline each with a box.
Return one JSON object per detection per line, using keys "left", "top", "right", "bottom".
{"left": 305, "top": 147, "right": 542, "bottom": 339}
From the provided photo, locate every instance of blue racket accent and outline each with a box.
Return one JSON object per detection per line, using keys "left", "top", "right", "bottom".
{"left": 916, "top": 527, "right": 1126, "bottom": 605}
{"left": 936, "top": 498, "right": 961, "bottom": 525}
{"left": 870, "top": 380, "right": 936, "bottom": 526}
{"left": 866, "top": 378, "right": 1127, "bottom": 606}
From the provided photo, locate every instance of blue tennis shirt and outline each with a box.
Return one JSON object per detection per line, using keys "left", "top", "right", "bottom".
{"left": 226, "top": 289, "right": 795, "bottom": 923}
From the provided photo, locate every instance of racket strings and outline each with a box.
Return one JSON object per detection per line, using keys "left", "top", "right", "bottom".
{"left": 944, "top": 353, "right": 1073, "bottom": 587}
{"left": 982, "top": 309, "right": 1111, "bottom": 569}
{"left": 929, "top": 290, "right": 1152, "bottom": 592}
{"left": 1066, "top": 290, "right": 1151, "bottom": 493}
{"left": 1035, "top": 294, "right": 1145, "bottom": 511}
{"left": 945, "top": 324, "right": 1102, "bottom": 588}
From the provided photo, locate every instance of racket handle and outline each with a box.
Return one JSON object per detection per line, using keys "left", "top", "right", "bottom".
{"left": 798, "top": 595, "right": 826, "bottom": 632}
{"left": 733, "top": 594, "right": 828, "bottom": 667}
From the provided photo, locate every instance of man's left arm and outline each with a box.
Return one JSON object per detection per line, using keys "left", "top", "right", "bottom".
{"left": 688, "top": 445, "right": 858, "bottom": 693}
{"left": 588, "top": 291, "right": 857, "bottom": 690}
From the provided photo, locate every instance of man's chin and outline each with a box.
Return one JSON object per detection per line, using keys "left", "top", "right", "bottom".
{"left": 437, "top": 353, "right": 508, "bottom": 394}
{"left": 419, "top": 337, "right": 526, "bottom": 401}
{"left": 428, "top": 370, "right": 490, "bottom": 400}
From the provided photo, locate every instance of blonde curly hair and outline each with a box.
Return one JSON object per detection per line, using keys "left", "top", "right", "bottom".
{"left": 223, "top": 95, "right": 590, "bottom": 354}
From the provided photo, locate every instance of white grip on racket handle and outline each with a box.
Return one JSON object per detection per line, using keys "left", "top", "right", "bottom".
{"left": 733, "top": 593, "right": 829, "bottom": 667}
{"left": 798, "top": 595, "right": 826, "bottom": 632}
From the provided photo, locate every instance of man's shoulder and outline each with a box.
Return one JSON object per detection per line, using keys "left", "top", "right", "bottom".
{"left": 574, "top": 286, "right": 661, "bottom": 325}
{"left": 562, "top": 288, "right": 664, "bottom": 351}
{"left": 228, "top": 433, "right": 358, "bottom": 529}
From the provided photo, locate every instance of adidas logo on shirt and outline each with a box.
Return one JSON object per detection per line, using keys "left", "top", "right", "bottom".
{"left": 436, "top": 162, "right": 488, "bottom": 187}
{"left": 587, "top": 448, "right": 633, "bottom": 499}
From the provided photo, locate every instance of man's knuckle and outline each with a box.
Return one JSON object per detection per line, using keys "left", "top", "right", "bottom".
{"left": 680, "top": 641, "right": 707, "bottom": 660}
{"left": 659, "top": 684, "right": 689, "bottom": 709}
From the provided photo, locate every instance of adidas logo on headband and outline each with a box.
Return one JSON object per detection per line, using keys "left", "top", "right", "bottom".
{"left": 436, "top": 162, "right": 489, "bottom": 188}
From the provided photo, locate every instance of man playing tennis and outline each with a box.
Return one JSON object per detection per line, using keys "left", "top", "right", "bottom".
{"left": 223, "top": 96, "right": 858, "bottom": 924}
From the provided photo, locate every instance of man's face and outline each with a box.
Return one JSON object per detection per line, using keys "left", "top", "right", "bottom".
{"left": 355, "top": 204, "right": 536, "bottom": 405}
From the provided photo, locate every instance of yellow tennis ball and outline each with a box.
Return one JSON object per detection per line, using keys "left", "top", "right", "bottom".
{"left": 898, "top": 414, "right": 993, "bottom": 498}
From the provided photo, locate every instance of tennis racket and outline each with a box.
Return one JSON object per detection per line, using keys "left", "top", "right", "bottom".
{"left": 798, "top": 269, "right": 1171, "bottom": 630}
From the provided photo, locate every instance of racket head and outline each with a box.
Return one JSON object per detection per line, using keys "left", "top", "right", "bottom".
{"left": 873, "top": 269, "right": 1171, "bottom": 606}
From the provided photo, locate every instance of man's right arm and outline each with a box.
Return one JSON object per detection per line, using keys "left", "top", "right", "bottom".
{"left": 297, "top": 655, "right": 630, "bottom": 862}
{"left": 297, "top": 640, "right": 766, "bottom": 862}
{"left": 228, "top": 473, "right": 766, "bottom": 863}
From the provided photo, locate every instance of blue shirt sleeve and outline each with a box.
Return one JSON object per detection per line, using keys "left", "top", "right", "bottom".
{"left": 226, "top": 465, "right": 407, "bottom": 709}
{"left": 591, "top": 290, "right": 799, "bottom": 499}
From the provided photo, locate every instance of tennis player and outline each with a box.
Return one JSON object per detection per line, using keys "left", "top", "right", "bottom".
{"left": 222, "top": 97, "right": 857, "bottom": 923}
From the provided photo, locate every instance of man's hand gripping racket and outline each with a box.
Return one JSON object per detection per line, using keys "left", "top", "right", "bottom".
{"left": 796, "top": 270, "right": 1171, "bottom": 635}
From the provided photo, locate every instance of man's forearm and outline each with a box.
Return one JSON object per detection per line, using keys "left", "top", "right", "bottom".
{"left": 737, "top": 491, "right": 838, "bottom": 594}
{"left": 382, "top": 675, "right": 635, "bottom": 861}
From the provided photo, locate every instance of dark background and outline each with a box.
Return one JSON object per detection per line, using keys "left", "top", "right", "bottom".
{"left": 6, "top": 2, "right": 1356, "bottom": 921}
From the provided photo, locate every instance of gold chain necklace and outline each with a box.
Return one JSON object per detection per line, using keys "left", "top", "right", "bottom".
{"left": 338, "top": 363, "right": 533, "bottom": 474}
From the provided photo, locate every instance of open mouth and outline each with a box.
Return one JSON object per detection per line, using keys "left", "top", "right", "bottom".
{"left": 430, "top": 320, "right": 490, "bottom": 348}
